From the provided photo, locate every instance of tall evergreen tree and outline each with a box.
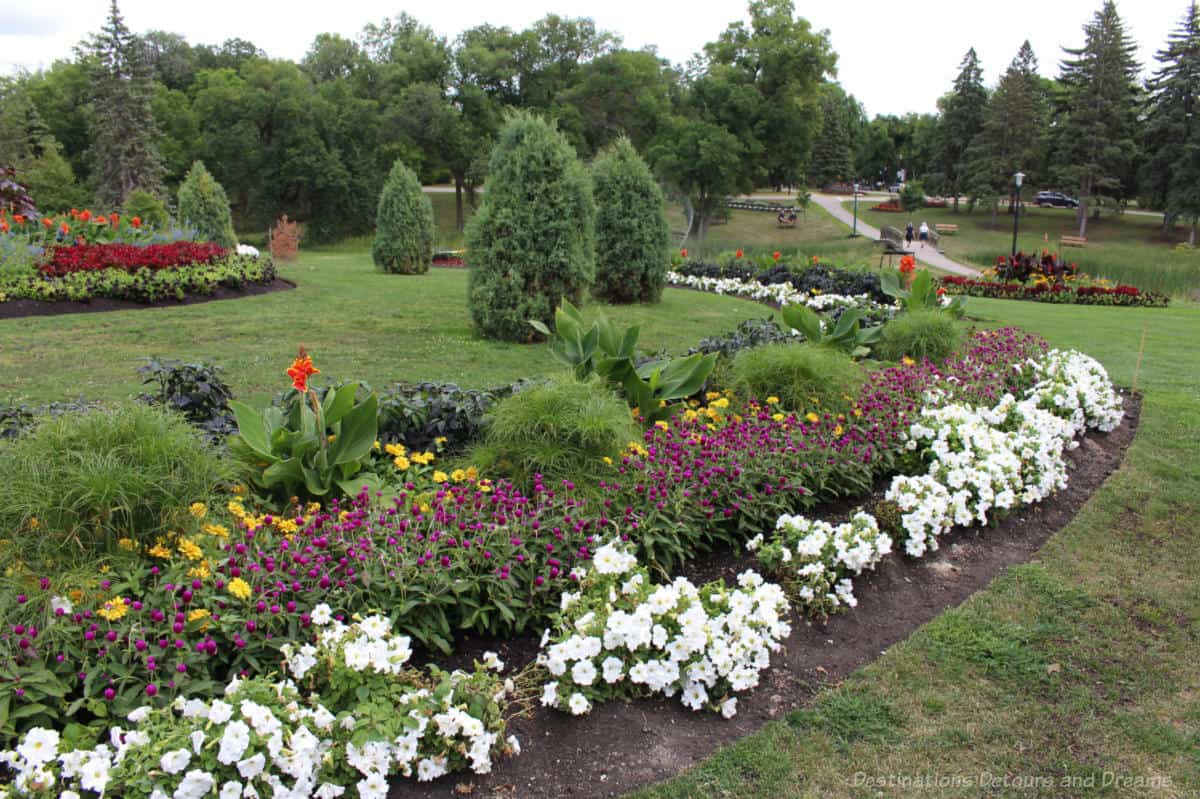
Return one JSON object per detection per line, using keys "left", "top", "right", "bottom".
{"left": 1056, "top": 0, "right": 1141, "bottom": 236}
{"left": 809, "top": 89, "right": 853, "bottom": 187}
{"left": 1141, "top": 2, "right": 1200, "bottom": 243}
{"left": 963, "top": 42, "right": 1047, "bottom": 222}
{"left": 935, "top": 49, "right": 988, "bottom": 212}
{"left": 81, "top": 0, "right": 165, "bottom": 206}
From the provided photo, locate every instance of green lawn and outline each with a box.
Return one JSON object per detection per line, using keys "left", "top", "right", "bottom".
{"left": 853, "top": 202, "right": 1200, "bottom": 297}
{"left": 635, "top": 297, "right": 1200, "bottom": 798}
{"left": 0, "top": 254, "right": 769, "bottom": 407}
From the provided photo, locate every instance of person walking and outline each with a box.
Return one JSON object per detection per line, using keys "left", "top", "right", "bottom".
{"left": 918, "top": 220, "right": 930, "bottom": 248}
{"left": 905, "top": 221, "right": 915, "bottom": 247}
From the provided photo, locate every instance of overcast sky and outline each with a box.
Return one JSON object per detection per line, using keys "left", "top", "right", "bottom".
{"left": 0, "top": 0, "right": 1185, "bottom": 117}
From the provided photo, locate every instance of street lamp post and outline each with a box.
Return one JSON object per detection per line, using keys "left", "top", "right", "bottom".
{"left": 1011, "top": 171, "right": 1025, "bottom": 259}
{"left": 851, "top": 182, "right": 859, "bottom": 237}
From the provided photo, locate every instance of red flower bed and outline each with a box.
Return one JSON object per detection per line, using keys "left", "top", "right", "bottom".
{"left": 40, "top": 242, "right": 228, "bottom": 277}
{"left": 872, "top": 201, "right": 902, "bottom": 212}
{"left": 939, "top": 275, "right": 1169, "bottom": 307}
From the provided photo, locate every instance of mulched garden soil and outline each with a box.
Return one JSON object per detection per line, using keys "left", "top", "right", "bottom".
{"left": 397, "top": 392, "right": 1141, "bottom": 799}
{"left": 0, "top": 277, "right": 295, "bottom": 320}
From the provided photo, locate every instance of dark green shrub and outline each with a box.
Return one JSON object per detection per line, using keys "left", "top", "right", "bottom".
{"left": 136, "top": 357, "right": 235, "bottom": 442}
{"left": 466, "top": 112, "right": 595, "bottom": 341}
{"left": 0, "top": 404, "right": 231, "bottom": 567}
{"left": 372, "top": 160, "right": 434, "bottom": 275}
{"left": 123, "top": 188, "right": 169, "bottom": 230}
{"left": 731, "top": 343, "right": 863, "bottom": 414}
{"left": 591, "top": 137, "right": 669, "bottom": 303}
{"left": 899, "top": 181, "right": 926, "bottom": 213}
{"left": 472, "top": 375, "right": 635, "bottom": 486}
{"left": 875, "top": 310, "right": 964, "bottom": 364}
{"left": 177, "top": 161, "right": 236, "bottom": 249}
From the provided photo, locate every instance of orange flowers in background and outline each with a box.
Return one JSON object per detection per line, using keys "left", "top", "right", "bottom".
{"left": 287, "top": 348, "right": 320, "bottom": 393}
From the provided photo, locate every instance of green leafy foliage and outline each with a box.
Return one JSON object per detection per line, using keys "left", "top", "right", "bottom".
{"left": 372, "top": 159, "right": 434, "bottom": 275}
{"left": 122, "top": 188, "right": 169, "bottom": 229}
{"left": 136, "top": 357, "right": 235, "bottom": 442}
{"left": 0, "top": 404, "right": 230, "bottom": 567}
{"left": 466, "top": 112, "right": 595, "bottom": 341}
{"left": 875, "top": 310, "right": 965, "bottom": 364}
{"left": 471, "top": 374, "right": 636, "bottom": 487}
{"left": 881, "top": 268, "right": 967, "bottom": 316}
{"left": 591, "top": 137, "right": 669, "bottom": 304}
{"left": 529, "top": 300, "right": 717, "bottom": 422}
{"left": 176, "top": 160, "right": 236, "bottom": 248}
{"left": 228, "top": 382, "right": 379, "bottom": 502}
{"left": 780, "top": 304, "right": 882, "bottom": 357}
{"left": 730, "top": 342, "right": 863, "bottom": 414}
{"left": 899, "top": 181, "right": 926, "bottom": 212}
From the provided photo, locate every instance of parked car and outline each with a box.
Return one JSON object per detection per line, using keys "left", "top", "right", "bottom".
{"left": 1033, "top": 191, "right": 1079, "bottom": 208}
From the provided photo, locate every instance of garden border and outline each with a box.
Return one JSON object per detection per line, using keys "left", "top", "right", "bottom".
{"left": 0, "top": 277, "right": 296, "bottom": 320}
{"left": 396, "top": 393, "right": 1140, "bottom": 798}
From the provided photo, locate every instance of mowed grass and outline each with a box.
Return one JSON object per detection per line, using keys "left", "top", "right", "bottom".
{"left": 853, "top": 201, "right": 1200, "bottom": 296}
{"left": 633, "top": 298, "right": 1200, "bottom": 798}
{"left": 0, "top": 254, "right": 769, "bottom": 406}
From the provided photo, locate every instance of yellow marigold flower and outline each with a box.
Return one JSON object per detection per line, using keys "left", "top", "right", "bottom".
{"left": 711, "top": 397, "right": 730, "bottom": 409}
{"left": 393, "top": 456, "right": 411, "bottom": 471}
{"left": 275, "top": 519, "right": 298, "bottom": 534}
{"left": 410, "top": 451, "right": 436, "bottom": 465}
{"left": 683, "top": 409, "right": 699, "bottom": 422}
{"left": 188, "top": 502, "right": 207, "bottom": 519}
{"left": 602, "top": 456, "right": 613, "bottom": 465}
{"left": 177, "top": 538, "right": 203, "bottom": 562}
{"left": 188, "top": 561, "right": 211, "bottom": 579}
{"left": 853, "top": 408, "right": 863, "bottom": 418}
{"left": 385, "top": 443, "right": 407, "bottom": 457}
{"left": 338, "top": 511, "right": 350, "bottom": 522}
{"left": 99, "top": 565, "right": 110, "bottom": 574}
{"left": 117, "top": 538, "right": 138, "bottom": 551}
{"left": 227, "top": 501, "right": 246, "bottom": 518}
{"left": 305, "top": 502, "right": 321, "bottom": 514}
{"left": 772, "top": 413, "right": 785, "bottom": 422}
{"left": 805, "top": 412, "right": 820, "bottom": 423}
{"left": 148, "top": 542, "right": 173, "bottom": 559}
{"left": 433, "top": 470, "right": 448, "bottom": 483}
{"left": 227, "top": 577, "right": 252, "bottom": 601}
{"left": 434, "top": 436, "right": 448, "bottom": 446}
{"left": 705, "top": 391, "right": 721, "bottom": 401}
{"left": 69, "top": 589, "right": 84, "bottom": 603}
{"left": 202, "top": 523, "right": 229, "bottom": 539}
{"left": 451, "top": 468, "right": 467, "bottom": 483}
{"left": 28, "top": 517, "right": 40, "bottom": 530}
{"left": 654, "top": 421, "right": 669, "bottom": 430}
{"left": 420, "top": 502, "right": 432, "bottom": 512}
{"left": 372, "top": 440, "right": 381, "bottom": 450}
{"left": 834, "top": 424, "right": 844, "bottom": 435}
{"left": 465, "top": 466, "right": 478, "bottom": 480}
{"left": 901, "top": 356, "right": 915, "bottom": 366}
{"left": 187, "top": 608, "right": 211, "bottom": 622}
{"left": 96, "top": 597, "right": 128, "bottom": 621}
{"left": 231, "top": 484, "right": 248, "bottom": 495}
{"left": 766, "top": 396, "right": 780, "bottom": 405}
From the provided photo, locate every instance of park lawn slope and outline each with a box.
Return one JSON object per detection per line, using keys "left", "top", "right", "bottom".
{"left": 632, "top": 298, "right": 1200, "bottom": 799}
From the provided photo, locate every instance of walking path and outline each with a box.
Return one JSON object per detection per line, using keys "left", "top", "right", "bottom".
{"left": 746, "top": 192, "right": 981, "bottom": 277}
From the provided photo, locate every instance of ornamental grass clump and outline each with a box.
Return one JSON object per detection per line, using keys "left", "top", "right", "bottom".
{"left": 875, "top": 310, "right": 964, "bottom": 364}
{"left": 730, "top": 342, "right": 863, "bottom": 415}
{"left": 472, "top": 375, "right": 636, "bottom": 487}
{"left": 372, "top": 160, "right": 435, "bottom": 275}
{"left": 0, "top": 404, "right": 230, "bottom": 568}
{"left": 590, "top": 137, "right": 670, "bottom": 304}
{"left": 466, "top": 112, "right": 595, "bottom": 341}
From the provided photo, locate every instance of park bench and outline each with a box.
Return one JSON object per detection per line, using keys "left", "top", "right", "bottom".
{"left": 935, "top": 223, "right": 958, "bottom": 234}
{"left": 877, "top": 225, "right": 908, "bottom": 267}
{"left": 1060, "top": 235, "right": 1087, "bottom": 248}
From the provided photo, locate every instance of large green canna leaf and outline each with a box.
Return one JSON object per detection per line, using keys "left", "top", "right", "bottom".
{"left": 229, "top": 400, "right": 272, "bottom": 456}
{"left": 781, "top": 303, "right": 823, "bottom": 342}
{"left": 323, "top": 382, "right": 359, "bottom": 427}
{"left": 330, "top": 394, "right": 378, "bottom": 466}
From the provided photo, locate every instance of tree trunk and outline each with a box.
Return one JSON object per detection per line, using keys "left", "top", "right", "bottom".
{"left": 1075, "top": 177, "right": 1090, "bottom": 238}
{"left": 453, "top": 174, "right": 465, "bottom": 233}
{"left": 1191, "top": 218, "right": 1197, "bottom": 247}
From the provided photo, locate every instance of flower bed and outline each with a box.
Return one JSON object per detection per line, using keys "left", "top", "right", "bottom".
{"left": 667, "top": 271, "right": 885, "bottom": 315}
{"left": 938, "top": 274, "right": 1170, "bottom": 307}
{"left": 40, "top": 242, "right": 228, "bottom": 278}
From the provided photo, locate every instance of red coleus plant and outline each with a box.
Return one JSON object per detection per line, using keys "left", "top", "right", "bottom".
{"left": 40, "top": 242, "right": 229, "bottom": 277}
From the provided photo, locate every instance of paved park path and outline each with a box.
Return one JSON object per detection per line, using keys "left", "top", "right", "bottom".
{"left": 750, "top": 192, "right": 981, "bottom": 277}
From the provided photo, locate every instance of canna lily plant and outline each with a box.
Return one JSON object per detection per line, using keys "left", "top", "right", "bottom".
{"left": 229, "top": 348, "right": 379, "bottom": 502}
{"left": 881, "top": 267, "right": 967, "bottom": 317}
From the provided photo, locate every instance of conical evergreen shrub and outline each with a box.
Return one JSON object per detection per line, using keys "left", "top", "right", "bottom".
{"left": 466, "top": 112, "right": 594, "bottom": 342}
{"left": 177, "top": 161, "right": 236, "bottom": 249}
{"left": 372, "top": 160, "right": 435, "bottom": 274}
{"left": 591, "top": 137, "right": 669, "bottom": 304}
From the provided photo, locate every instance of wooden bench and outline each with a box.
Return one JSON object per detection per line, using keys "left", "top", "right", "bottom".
{"left": 935, "top": 223, "right": 958, "bottom": 234}
{"left": 877, "top": 225, "right": 908, "bottom": 267}
{"left": 1060, "top": 235, "right": 1087, "bottom": 248}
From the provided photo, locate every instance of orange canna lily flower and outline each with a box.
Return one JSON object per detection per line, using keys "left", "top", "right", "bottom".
{"left": 131, "top": 216, "right": 142, "bottom": 228}
{"left": 680, "top": 248, "right": 688, "bottom": 258}
{"left": 59, "top": 222, "right": 70, "bottom": 235}
{"left": 286, "top": 348, "right": 320, "bottom": 393}
{"left": 13, "top": 214, "right": 26, "bottom": 225}
{"left": 0, "top": 220, "right": 8, "bottom": 234}
{"left": 772, "top": 251, "right": 781, "bottom": 261}
{"left": 109, "top": 213, "right": 119, "bottom": 226}
{"left": 42, "top": 217, "right": 53, "bottom": 228}
{"left": 80, "top": 209, "right": 91, "bottom": 222}
{"left": 93, "top": 216, "right": 107, "bottom": 225}
{"left": 735, "top": 249, "right": 744, "bottom": 259}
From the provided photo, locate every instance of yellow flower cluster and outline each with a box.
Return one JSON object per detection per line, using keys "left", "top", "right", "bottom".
{"left": 188, "top": 502, "right": 207, "bottom": 519}
{"left": 450, "top": 467, "right": 478, "bottom": 483}
{"left": 96, "top": 597, "right": 128, "bottom": 621}
{"left": 393, "top": 456, "right": 411, "bottom": 471}
{"left": 385, "top": 443, "right": 406, "bottom": 457}
{"left": 410, "top": 451, "right": 436, "bottom": 465}
{"left": 275, "top": 518, "right": 298, "bottom": 535}
{"left": 147, "top": 539, "right": 173, "bottom": 559}
{"left": 627, "top": 441, "right": 649, "bottom": 457}
{"left": 187, "top": 608, "right": 211, "bottom": 623}
{"left": 227, "top": 577, "right": 252, "bottom": 600}
{"left": 433, "top": 470, "right": 448, "bottom": 483}
{"left": 188, "top": 561, "right": 211, "bottom": 579}
{"left": 117, "top": 538, "right": 139, "bottom": 552}
{"left": 177, "top": 538, "right": 203, "bottom": 562}
{"left": 805, "top": 412, "right": 820, "bottom": 423}
{"left": 202, "top": 523, "right": 229, "bottom": 539}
